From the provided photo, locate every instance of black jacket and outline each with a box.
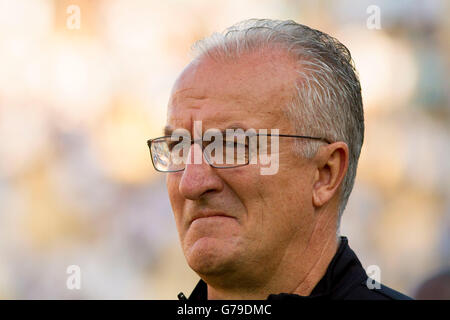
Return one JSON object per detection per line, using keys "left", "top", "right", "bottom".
{"left": 183, "top": 236, "right": 412, "bottom": 300}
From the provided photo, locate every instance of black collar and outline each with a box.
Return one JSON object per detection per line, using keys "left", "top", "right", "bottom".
{"left": 185, "top": 236, "right": 368, "bottom": 300}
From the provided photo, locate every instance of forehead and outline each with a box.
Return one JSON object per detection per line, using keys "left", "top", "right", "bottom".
{"left": 166, "top": 49, "right": 298, "bottom": 133}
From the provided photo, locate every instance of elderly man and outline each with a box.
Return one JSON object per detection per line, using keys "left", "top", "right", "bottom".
{"left": 148, "top": 19, "right": 411, "bottom": 300}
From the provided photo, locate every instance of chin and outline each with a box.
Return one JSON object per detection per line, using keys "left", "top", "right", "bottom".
{"left": 184, "top": 236, "right": 239, "bottom": 276}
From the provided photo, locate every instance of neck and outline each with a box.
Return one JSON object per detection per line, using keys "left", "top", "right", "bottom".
{"left": 206, "top": 209, "right": 340, "bottom": 299}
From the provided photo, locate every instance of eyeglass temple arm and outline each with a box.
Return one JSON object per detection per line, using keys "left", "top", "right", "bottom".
{"left": 252, "top": 133, "right": 332, "bottom": 144}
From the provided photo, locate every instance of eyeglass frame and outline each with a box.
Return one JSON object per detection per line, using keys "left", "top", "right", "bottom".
{"left": 147, "top": 133, "right": 332, "bottom": 173}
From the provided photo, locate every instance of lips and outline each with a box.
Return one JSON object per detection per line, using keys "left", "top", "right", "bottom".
{"left": 190, "top": 211, "right": 235, "bottom": 224}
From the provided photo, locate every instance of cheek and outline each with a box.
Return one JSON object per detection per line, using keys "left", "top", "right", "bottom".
{"left": 252, "top": 171, "right": 312, "bottom": 227}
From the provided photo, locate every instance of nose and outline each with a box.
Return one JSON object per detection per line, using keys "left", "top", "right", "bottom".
{"left": 178, "top": 142, "right": 223, "bottom": 200}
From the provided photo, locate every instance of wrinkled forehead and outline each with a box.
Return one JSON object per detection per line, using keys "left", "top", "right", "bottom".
{"left": 166, "top": 50, "right": 298, "bottom": 134}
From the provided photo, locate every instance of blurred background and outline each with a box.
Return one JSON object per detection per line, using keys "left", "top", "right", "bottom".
{"left": 0, "top": 0, "right": 448, "bottom": 299}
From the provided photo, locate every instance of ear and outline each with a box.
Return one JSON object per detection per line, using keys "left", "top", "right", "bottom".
{"left": 312, "top": 142, "right": 349, "bottom": 208}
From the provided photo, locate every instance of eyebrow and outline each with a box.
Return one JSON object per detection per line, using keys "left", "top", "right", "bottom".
{"left": 163, "top": 125, "right": 174, "bottom": 136}
{"left": 226, "top": 123, "right": 248, "bottom": 131}
{"left": 163, "top": 123, "right": 248, "bottom": 136}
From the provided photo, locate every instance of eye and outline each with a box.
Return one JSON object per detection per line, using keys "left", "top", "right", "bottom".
{"left": 167, "top": 136, "right": 190, "bottom": 151}
{"left": 224, "top": 134, "right": 249, "bottom": 145}
{"left": 167, "top": 141, "right": 178, "bottom": 151}
{"left": 224, "top": 140, "right": 234, "bottom": 147}
{"left": 223, "top": 140, "right": 247, "bottom": 148}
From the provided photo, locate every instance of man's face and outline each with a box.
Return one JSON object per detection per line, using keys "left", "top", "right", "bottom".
{"left": 165, "top": 50, "right": 318, "bottom": 283}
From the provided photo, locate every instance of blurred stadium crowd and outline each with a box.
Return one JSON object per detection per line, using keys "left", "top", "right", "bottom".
{"left": 0, "top": 0, "right": 448, "bottom": 298}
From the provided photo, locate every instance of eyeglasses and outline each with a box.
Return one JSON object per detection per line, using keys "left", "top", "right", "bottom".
{"left": 147, "top": 133, "right": 331, "bottom": 172}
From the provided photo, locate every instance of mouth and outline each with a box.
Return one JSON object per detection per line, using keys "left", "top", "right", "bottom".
{"left": 190, "top": 211, "right": 235, "bottom": 224}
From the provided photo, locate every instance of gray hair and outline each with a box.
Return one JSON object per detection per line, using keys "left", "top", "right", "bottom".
{"left": 191, "top": 19, "right": 364, "bottom": 229}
